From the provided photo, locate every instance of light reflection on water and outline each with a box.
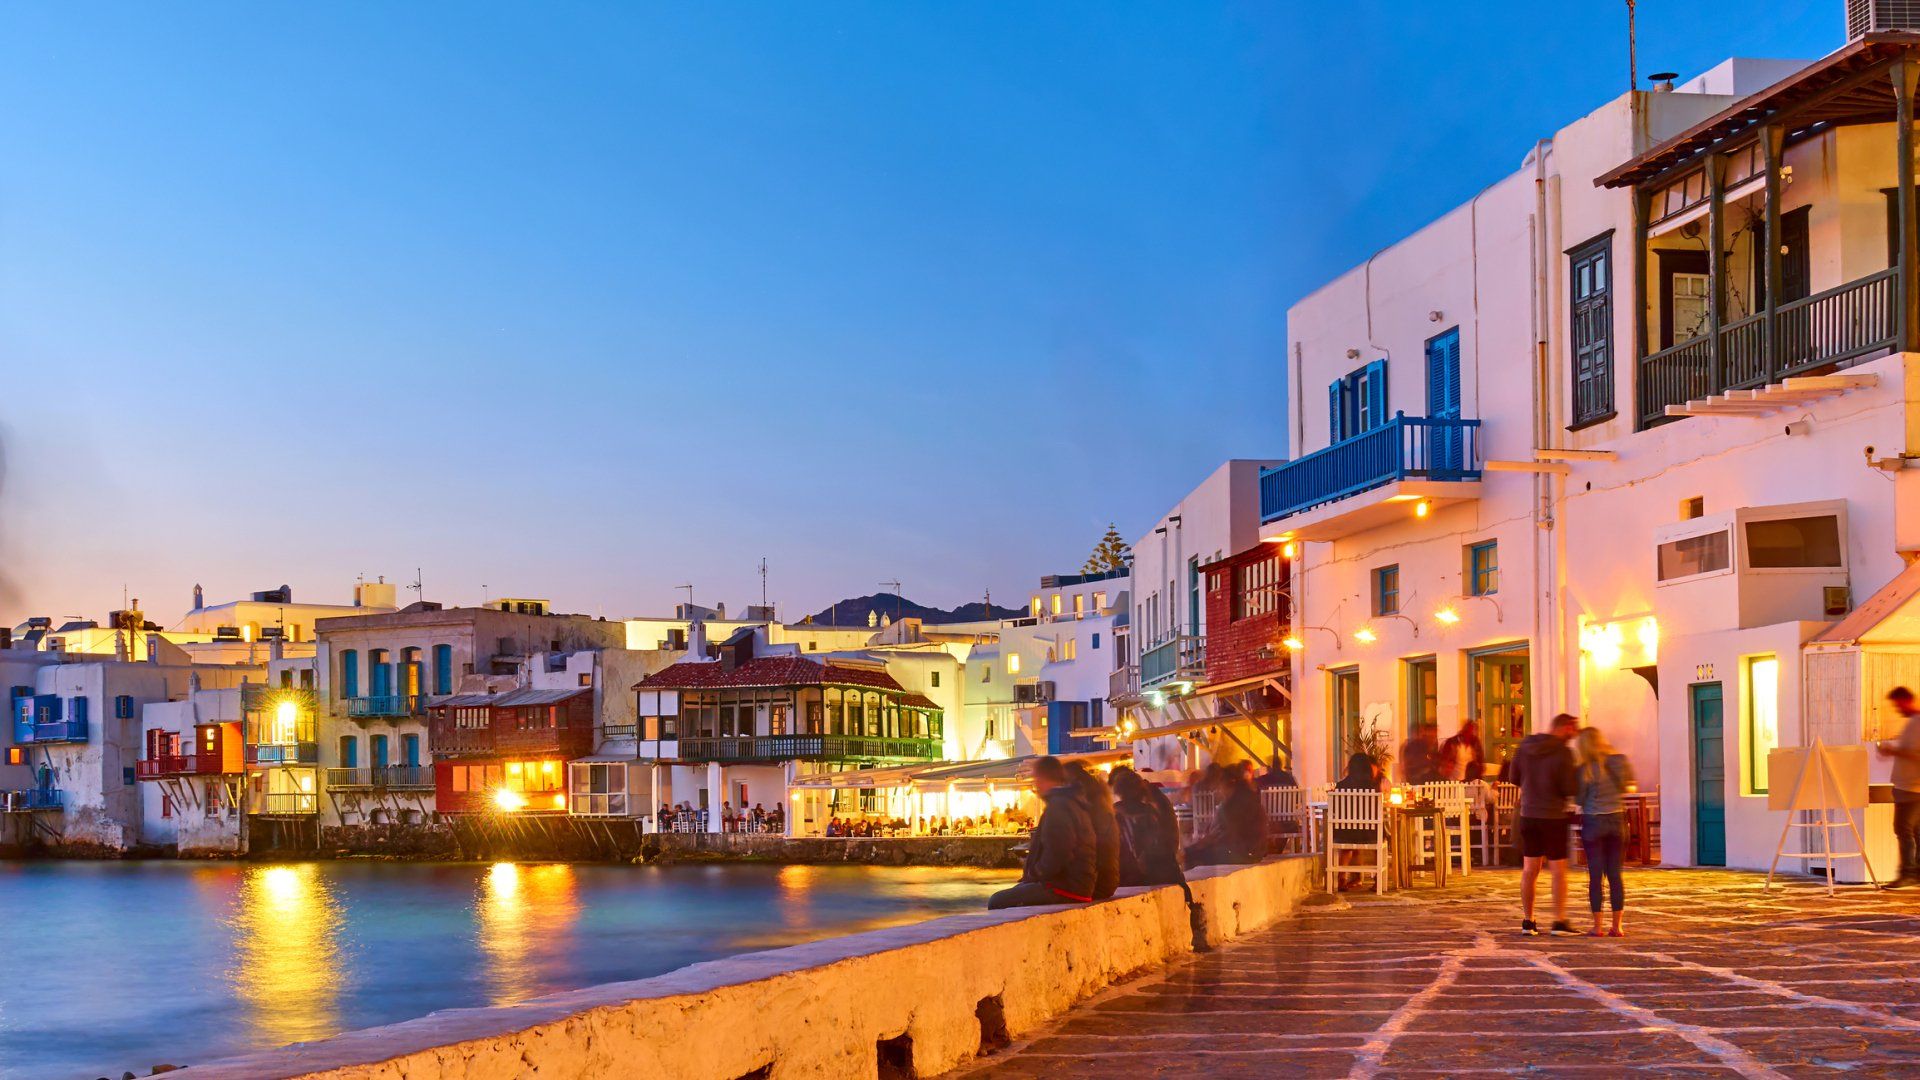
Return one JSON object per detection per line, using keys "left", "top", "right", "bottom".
{"left": 0, "top": 860, "right": 1013, "bottom": 1080}
{"left": 228, "top": 864, "right": 346, "bottom": 1045}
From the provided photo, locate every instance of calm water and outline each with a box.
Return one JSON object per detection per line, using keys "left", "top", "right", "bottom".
{"left": 0, "top": 860, "right": 1015, "bottom": 1079}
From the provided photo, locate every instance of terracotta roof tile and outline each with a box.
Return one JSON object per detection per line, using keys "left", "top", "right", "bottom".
{"left": 634, "top": 655, "right": 906, "bottom": 693}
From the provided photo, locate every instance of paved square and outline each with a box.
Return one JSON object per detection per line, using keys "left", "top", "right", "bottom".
{"left": 956, "top": 869, "right": 1920, "bottom": 1078}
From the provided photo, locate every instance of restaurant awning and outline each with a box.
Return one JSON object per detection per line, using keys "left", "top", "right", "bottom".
{"left": 787, "top": 748, "right": 1132, "bottom": 792}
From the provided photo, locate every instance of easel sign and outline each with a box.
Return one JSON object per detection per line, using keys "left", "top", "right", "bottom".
{"left": 1765, "top": 739, "right": 1878, "bottom": 894}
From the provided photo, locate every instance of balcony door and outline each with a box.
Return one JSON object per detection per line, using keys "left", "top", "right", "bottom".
{"left": 1425, "top": 328, "right": 1461, "bottom": 470}
{"left": 1471, "top": 647, "right": 1530, "bottom": 773}
{"left": 1658, "top": 250, "right": 1711, "bottom": 349}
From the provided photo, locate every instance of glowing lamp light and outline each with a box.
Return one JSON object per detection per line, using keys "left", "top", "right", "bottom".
{"left": 1281, "top": 540, "right": 1298, "bottom": 558}
{"left": 1637, "top": 617, "right": 1660, "bottom": 654}
{"left": 1282, "top": 636, "right": 1305, "bottom": 652}
{"left": 1413, "top": 499, "right": 1432, "bottom": 519}
{"left": 1388, "top": 786, "right": 1407, "bottom": 807}
{"left": 275, "top": 700, "right": 297, "bottom": 728}
{"left": 1434, "top": 607, "right": 1460, "bottom": 626}
{"left": 550, "top": 793, "right": 566, "bottom": 810}
{"left": 1354, "top": 626, "right": 1378, "bottom": 645}
{"left": 493, "top": 788, "right": 527, "bottom": 812}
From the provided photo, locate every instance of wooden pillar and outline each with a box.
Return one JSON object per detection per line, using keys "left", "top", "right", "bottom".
{"left": 1897, "top": 60, "right": 1920, "bottom": 354}
{"left": 1631, "top": 187, "right": 1650, "bottom": 422}
{"left": 1706, "top": 152, "right": 1728, "bottom": 391}
{"left": 1762, "top": 125, "right": 1785, "bottom": 377}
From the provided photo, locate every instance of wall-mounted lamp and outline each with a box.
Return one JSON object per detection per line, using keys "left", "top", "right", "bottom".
{"left": 1345, "top": 348, "right": 1362, "bottom": 360}
{"left": 1285, "top": 625, "right": 1342, "bottom": 651}
{"left": 1427, "top": 310, "right": 1444, "bottom": 323}
{"left": 1451, "top": 594, "right": 1505, "bottom": 623}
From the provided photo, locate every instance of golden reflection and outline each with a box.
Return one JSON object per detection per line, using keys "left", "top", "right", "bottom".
{"left": 229, "top": 863, "right": 344, "bottom": 1047}
{"left": 476, "top": 861, "right": 579, "bottom": 1006}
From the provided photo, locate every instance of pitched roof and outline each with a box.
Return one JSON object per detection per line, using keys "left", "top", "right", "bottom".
{"left": 634, "top": 654, "right": 905, "bottom": 693}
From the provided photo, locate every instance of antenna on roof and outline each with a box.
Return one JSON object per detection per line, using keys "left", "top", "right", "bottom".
{"left": 409, "top": 567, "right": 424, "bottom": 602}
{"left": 880, "top": 580, "right": 902, "bottom": 622}
{"left": 760, "top": 558, "right": 769, "bottom": 614}
{"left": 1625, "top": 0, "right": 1638, "bottom": 94}
{"left": 677, "top": 583, "right": 695, "bottom": 619}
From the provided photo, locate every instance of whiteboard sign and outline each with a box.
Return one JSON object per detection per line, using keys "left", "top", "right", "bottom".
{"left": 1768, "top": 744, "right": 1871, "bottom": 812}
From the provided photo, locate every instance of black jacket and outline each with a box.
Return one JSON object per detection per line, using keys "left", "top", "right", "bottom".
{"left": 1192, "top": 778, "right": 1266, "bottom": 861}
{"left": 1084, "top": 786, "right": 1121, "bottom": 900}
{"left": 1022, "top": 785, "right": 1097, "bottom": 899}
{"left": 1116, "top": 794, "right": 1185, "bottom": 887}
{"left": 1514, "top": 732, "right": 1578, "bottom": 819}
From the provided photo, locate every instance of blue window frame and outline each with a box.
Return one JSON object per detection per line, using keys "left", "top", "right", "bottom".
{"left": 114, "top": 695, "right": 134, "bottom": 719}
{"left": 341, "top": 650, "right": 359, "bottom": 699}
{"left": 1329, "top": 360, "right": 1389, "bottom": 443}
{"left": 1373, "top": 565, "right": 1400, "bottom": 617}
{"left": 1091, "top": 632, "right": 1101, "bottom": 650}
{"left": 1468, "top": 541, "right": 1500, "bottom": 596}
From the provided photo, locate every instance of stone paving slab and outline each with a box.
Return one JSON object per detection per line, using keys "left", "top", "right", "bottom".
{"left": 952, "top": 868, "right": 1920, "bottom": 1078}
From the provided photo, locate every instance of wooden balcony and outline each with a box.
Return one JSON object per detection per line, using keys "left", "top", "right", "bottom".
{"left": 678, "top": 734, "right": 942, "bottom": 764}
{"left": 1639, "top": 269, "right": 1897, "bottom": 424}
{"left": 1140, "top": 635, "right": 1205, "bottom": 689}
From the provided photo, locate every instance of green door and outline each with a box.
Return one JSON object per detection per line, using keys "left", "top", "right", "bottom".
{"left": 1691, "top": 682, "right": 1726, "bottom": 867}
{"left": 1473, "top": 649, "right": 1531, "bottom": 774}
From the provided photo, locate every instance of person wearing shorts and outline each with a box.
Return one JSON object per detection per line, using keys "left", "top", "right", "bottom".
{"left": 1513, "top": 713, "right": 1580, "bottom": 936}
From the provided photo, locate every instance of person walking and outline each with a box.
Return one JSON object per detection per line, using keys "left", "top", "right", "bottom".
{"left": 1066, "top": 761, "right": 1120, "bottom": 900}
{"left": 1400, "top": 723, "right": 1441, "bottom": 785}
{"left": 987, "top": 756, "right": 1096, "bottom": 910}
{"left": 1515, "top": 713, "right": 1581, "bottom": 936}
{"left": 1575, "top": 726, "right": 1634, "bottom": 936}
{"left": 1878, "top": 687, "right": 1920, "bottom": 887}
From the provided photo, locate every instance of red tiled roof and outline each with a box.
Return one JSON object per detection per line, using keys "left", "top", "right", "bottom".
{"left": 634, "top": 655, "right": 905, "bottom": 693}
{"left": 898, "top": 692, "right": 940, "bottom": 710}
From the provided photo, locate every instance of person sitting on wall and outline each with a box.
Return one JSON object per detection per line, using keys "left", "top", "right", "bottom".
{"left": 1185, "top": 764, "right": 1265, "bottom": 867}
{"left": 1111, "top": 765, "right": 1188, "bottom": 898}
{"left": 987, "top": 756, "right": 1097, "bottom": 910}
{"left": 1066, "top": 761, "right": 1120, "bottom": 901}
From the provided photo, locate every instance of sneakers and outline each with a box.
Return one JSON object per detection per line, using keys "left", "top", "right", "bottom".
{"left": 1520, "top": 919, "right": 1540, "bottom": 936}
{"left": 1550, "top": 921, "right": 1577, "bottom": 936}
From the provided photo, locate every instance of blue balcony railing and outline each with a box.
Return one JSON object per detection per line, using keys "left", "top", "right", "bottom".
{"left": 10, "top": 718, "right": 88, "bottom": 745}
{"left": 1140, "top": 635, "right": 1205, "bottom": 689}
{"left": 1260, "top": 413, "right": 1481, "bottom": 524}
{"left": 247, "top": 742, "right": 320, "bottom": 766}
{"left": 1, "top": 789, "right": 63, "bottom": 812}
{"left": 346, "top": 695, "right": 426, "bottom": 719}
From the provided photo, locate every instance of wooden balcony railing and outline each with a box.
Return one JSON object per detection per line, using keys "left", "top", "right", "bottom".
{"left": 1639, "top": 269, "right": 1897, "bottom": 425}
{"left": 678, "top": 734, "right": 942, "bottom": 764}
{"left": 325, "top": 766, "right": 433, "bottom": 790}
{"left": 1140, "top": 635, "right": 1205, "bottom": 688}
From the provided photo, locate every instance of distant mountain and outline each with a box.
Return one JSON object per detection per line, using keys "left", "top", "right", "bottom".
{"left": 799, "top": 593, "right": 1020, "bottom": 627}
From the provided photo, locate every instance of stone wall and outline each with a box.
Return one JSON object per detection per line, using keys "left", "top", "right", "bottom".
{"left": 320, "top": 822, "right": 460, "bottom": 860}
{"left": 640, "top": 833, "right": 1024, "bottom": 868}
{"left": 175, "top": 854, "right": 1319, "bottom": 1080}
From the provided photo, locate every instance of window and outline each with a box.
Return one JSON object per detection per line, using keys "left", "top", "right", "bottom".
{"left": 1329, "top": 360, "right": 1389, "bottom": 443}
{"left": 1569, "top": 234, "right": 1614, "bottom": 425}
{"left": 1373, "top": 565, "right": 1400, "bottom": 617}
{"left": 1093, "top": 591, "right": 1108, "bottom": 612}
{"left": 341, "top": 650, "right": 359, "bottom": 700}
{"left": 1063, "top": 638, "right": 1078, "bottom": 662}
{"left": 114, "top": 695, "right": 134, "bottom": 719}
{"left": 1232, "top": 555, "right": 1282, "bottom": 621}
{"left": 1006, "top": 653, "right": 1021, "bottom": 675}
{"left": 1030, "top": 596, "right": 1042, "bottom": 618}
{"left": 1680, "top": 496, "right": 1704, "bottom": 520}
{"left": 5, "top": 747, "right": 20, "bottom": 766}
{"left": 930, "top": 671, "right": 940, "bottom": 689}
{"left": 339, "top": 736, "right": 358, "bottom": 769}
{"left": 1050, "top": 594, "right": 1063, "bottom": 616}
{"left": 1091, "top": 632, "right": 1101, "bottom": 650}
{"left": 1745, "top": 515, "right": 1842, "bottom": 568}
{"left": 1467, "top": 541, "right": 1499, "bottom": 596}
{"left": 1747, "top": 655, "right": 1780, "bottom": 794}
{"left": 432, "top": 644, "right": 454, "bottom": 695}
{"left": 1658, "top": 530, "right": 1732, "bottom": 580}
{"left": 980, "top": 663, "right": 991, "bottom": 683}
{"left": 1072, "top": 593, "right": 1085, "bottom": 616}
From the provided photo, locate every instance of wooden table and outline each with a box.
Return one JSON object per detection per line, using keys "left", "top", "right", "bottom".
{"left": 1388, "top": 804, "right": 1449, "bottom": 889}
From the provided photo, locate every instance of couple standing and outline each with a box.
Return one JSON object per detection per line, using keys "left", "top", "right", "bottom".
{"left": 1515, "top": 713, "right": 1636, "bottom": 937}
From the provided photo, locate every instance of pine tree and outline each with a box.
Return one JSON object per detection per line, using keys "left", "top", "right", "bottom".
{"left": 1081, "top": 523, "right": 1132, "bottom": 574}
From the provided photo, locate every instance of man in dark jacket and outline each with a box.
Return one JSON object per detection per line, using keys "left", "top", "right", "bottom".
{"left": 1185, "top": 766, "right": 1266, "bottom": 866}
{"left": 988, "top": 756, "right": 1097, "bottom": 909}
{"left": 1066, "top": 761, "right": 1121, "bottom": 900}
{"left": 1515, "top": 713, "right": 1581, "bottom": 936}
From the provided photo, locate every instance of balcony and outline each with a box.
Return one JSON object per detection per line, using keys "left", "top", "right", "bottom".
{"left": 346, "top": 694, "right": 427, "bottom": 719}
{"left": 1639, "top": 270, "right": 1897, "bottom": 425}
{"left": 678, "top": 734, "right": 942, "bottom": 764}
{"left": 1140, "top": 635, "right": 1205, "bottom": 689}
{"left": 1259, "top": 414, "right": 1482, "bottom": 539}
{"left": 136, "top": 754, "right": 224, "bottom": 779}
{"left": 255, "top": 792, "right": 317, "bottom": 816}
{"left": 1108, "top": 663, "right": 1140, "bottom": 702}
{"left": 12, "top": 718, "right": 88, "bottom": 745}
{"left": 247, "top": 742, "right": 320, "bottom": 766}
{"left": 0, "top": 789, "right": 62, "bottom": 812}
{"left": 325, "top": 766, "right": 434, "bottom": 790}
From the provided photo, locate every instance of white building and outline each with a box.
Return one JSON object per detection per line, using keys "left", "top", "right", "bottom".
{"left": 1267, "top": 13, "right": 1920, "bottom": 872}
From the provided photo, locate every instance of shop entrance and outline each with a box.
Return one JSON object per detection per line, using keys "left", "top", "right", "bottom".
{"left": 1472, "top": 647, "right": 1530, "bottom": 776}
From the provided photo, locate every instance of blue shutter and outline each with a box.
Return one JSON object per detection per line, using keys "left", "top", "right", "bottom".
{"left": 1328, "top": 380, "right": 1344, "bottom": 443}
{"left": 433, "top": 645, "right": 453, "bottom": 696}
{"left": 342, "top": 650, "right": 359, "bottom": 699}
{"left": 1426, "top": 329, "right": 1461, "bottom": 418}
{"left": 1363, "top": 360, "right": 1389, "bottom": 430}
{"left": 70, "top": 696, "right": 87, "bottom": 727}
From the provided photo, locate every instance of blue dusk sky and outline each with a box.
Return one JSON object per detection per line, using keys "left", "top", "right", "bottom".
{"left": 0, "top": 1, "right": 1835, "bottom": 625}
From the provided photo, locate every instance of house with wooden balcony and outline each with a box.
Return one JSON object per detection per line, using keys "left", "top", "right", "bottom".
{"left": 427, "top": 687, "right": 595, "bottom": 815}
{"left": 1256, "top": 6, "right": 1920, "bottom": 873}
{"left": 136, "top": 687, "right": 248, "bottom": 855}
{"left": 632, "top": 625, "right": 944, "bottom": 834}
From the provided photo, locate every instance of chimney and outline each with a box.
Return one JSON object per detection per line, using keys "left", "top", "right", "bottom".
{"left": 192, "top": 584, "right": 204, "bottom": 611}
{"left": 1647, "top": 71, "right": 1677, "bottom": 92}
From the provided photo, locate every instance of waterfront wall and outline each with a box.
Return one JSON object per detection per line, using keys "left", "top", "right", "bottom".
{"left": 176, "top": 854, "right": 1319, "bottom": 1080}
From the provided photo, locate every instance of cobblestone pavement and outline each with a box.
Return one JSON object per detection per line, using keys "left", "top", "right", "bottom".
{"left": 956, "top": 868, "right": 1920, "bottom": 1079}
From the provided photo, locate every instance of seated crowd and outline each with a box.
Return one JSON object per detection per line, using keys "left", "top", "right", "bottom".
{"left": 656, "top": 800, "right": 786, "bottom": 834}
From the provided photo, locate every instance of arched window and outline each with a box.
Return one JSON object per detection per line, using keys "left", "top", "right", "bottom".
{"left": 341, "top": 650, "right": 359, "bottom": 700}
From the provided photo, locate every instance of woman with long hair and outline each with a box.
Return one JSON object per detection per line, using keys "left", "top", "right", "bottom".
{"left": 1575, "top": 726, "right": 1635, "bottom": 937}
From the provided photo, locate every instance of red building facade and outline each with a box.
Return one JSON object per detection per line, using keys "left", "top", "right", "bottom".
{"left": 428, "top": 687, "right": 595, "bottom": 813}
{"left": 1202, "top": 543, "right": 1292, "bottom": 686}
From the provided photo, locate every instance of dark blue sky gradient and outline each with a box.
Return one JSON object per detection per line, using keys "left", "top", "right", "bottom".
{"left": 0, "top": 2, "right": 1833, "bottom": 622}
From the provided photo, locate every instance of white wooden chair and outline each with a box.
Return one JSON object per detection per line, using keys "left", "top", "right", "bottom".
{"left": 1416, "top": 781, "right": 1473, "bottom": 877}
{"left": 1325, "top": 790, "right": 1389, "bottom": 895}
{"left": 1481, "top": 783, "right": 1519, "bottom": 865}
{"left": 1261, "top": 786, "right": 1311, "bottom": 854}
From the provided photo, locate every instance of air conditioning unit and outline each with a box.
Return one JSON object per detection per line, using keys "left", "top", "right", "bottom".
{"left": 1013, "top": 681, "right": 1057, "bottom": 705}
{"left": 1849, "top": 0, "right": 1920, "bottom": 38}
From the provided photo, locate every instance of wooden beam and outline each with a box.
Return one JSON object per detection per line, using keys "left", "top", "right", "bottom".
{"left": 1534, "top": 448, "right": 1619, "bottom": 462}
{"left": 1763, "top": 124, "right": 1784, "bottom": 379}
{"left": 1707, "top": 151, "right": 1728, "bottom": 391}
{"left": 1898, "top": 59, "right": 1920, "bottom": 353}
{"left": 1484, "top": 460, "right": 1574, "bottom": 475}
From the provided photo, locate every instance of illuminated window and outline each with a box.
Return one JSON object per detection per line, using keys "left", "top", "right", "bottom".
{"left": 1073, "top": 593, "right": 1085, "bottom": 616}
{"left": 1030, "top": 596, "right": 1042, "bottom": 618}
{"left": 1006, "top": 653, "right": 1021, "bottom": 675}
{"left": 1747, "top": 655, "right": 1779, "bottom": 794}
{"left": 1050, "top": 594, "right": 1063, "bottom": 616}
{"left": 5, "top": 747, "right": 21, "bottom": 766}
{"left": 1063, "top": 638, "right": 1078, "bottom": 662}
{"left": 1093, "top": 591, "right": 1108, "bottom": 612}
